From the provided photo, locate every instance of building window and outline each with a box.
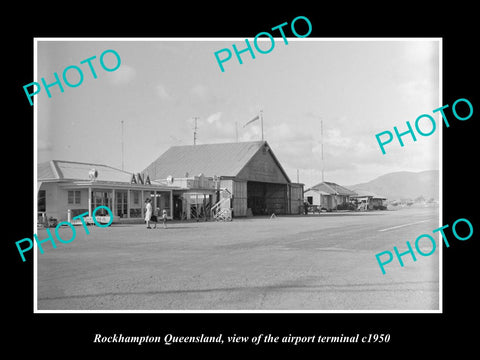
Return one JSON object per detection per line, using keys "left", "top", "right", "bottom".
{"left": 115, "top": 191, "right": 128, "bottom": 217}
{"left": 91, "top": 191, "right": 112, "bottom": 215}
{"left": 133, "top": 191, "right": 139, "bottom": 205}
{"left": 68, "top": 190, "right": 81, "bottom": 204}
{"left": 307, "top": 196, "right": 313, "bottom": 205}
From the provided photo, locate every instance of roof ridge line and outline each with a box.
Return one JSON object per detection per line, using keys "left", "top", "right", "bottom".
{"left": 323, "top": 182, "right": 337, "bottom": 194}
{"left": 171, "top": 140, "right": 266, "bottom": 148}
{"left": 50, "top": 160, "right": 61, "bottom": 179}
{"left": 53, "top": 159, "right": 108, "bottom": 167}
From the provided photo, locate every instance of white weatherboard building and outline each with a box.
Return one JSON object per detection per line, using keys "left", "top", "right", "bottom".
{"left": 37, "top": 160, "right": 176, "bottom": 224}
{"left": 304, "top": 181, "right": 357, "bottom": 211}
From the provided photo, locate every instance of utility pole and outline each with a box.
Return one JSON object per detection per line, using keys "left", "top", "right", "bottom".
{"left": 121, "top": 120, "right": 125, "bottom": 170}
{"left": 260, "top": 110, "right": 264, "bottom": 141}
{"left": 321, "top": 118, "right": 325, "bottom": 182}
{"left": 193, "top": 117, "right": 199, "bottom": 145}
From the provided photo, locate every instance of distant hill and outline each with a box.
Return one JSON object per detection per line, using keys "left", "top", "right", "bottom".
{"left": 346, "top": 170, "right": 439, "bottom": 201}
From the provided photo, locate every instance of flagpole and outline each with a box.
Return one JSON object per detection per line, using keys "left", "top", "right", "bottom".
{"left": 260, "top": 110, "right": 264, "bottom": 141}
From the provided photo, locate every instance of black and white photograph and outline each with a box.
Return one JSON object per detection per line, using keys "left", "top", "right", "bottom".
{"left": 33, "top": 38, "right": 441, "bottom": 312}
{"left": 6, "top": 6, "right": 478, "bottom": 354}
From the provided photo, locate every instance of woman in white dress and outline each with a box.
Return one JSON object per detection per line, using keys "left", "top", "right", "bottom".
{"left": 162, "top": 209, "right": 167, "bottom": 229}
{"left": 145, "top": 198, "right": 153, "bottom": 229}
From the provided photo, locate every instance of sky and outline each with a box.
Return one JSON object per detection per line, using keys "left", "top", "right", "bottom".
{"left": 36, "top": 38, "right": 440, "bottom": 188}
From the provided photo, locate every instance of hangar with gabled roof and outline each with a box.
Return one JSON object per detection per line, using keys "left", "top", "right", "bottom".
{"left": 142, "top": 140, "right": 304, "bottom": 218}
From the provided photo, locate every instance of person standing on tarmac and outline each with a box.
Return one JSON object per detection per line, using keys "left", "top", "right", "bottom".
{"left": 162, "top": 209, "right": 168, "bottom": 229}
{"left": 145, "top": 198, "right": 153, "bottom": 229}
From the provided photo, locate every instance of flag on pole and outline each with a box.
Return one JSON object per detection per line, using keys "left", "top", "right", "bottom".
{"left": 243, "top": 114, "right": 260, "bottom": 128}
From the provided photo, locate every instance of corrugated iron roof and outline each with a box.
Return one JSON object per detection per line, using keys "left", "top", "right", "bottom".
{"left": 37, "top": 161, "right": 57, "bottom": 180}
{"left": 304, "top": 188, "right": 330, "bottom": 195}
{"left": 143, "top": 141, "right": 279, "bottom": 180}
{"left": 38, "top": 160, "right": 133, "bottom": 183}
{"left": 351, "top": 189, "right": 386, "bottom": 199}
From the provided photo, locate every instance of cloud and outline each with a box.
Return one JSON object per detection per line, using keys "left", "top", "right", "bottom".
{"left": 107, "top": 64, "right": 136, "bottom": 85}
{"left": 155, "top": 84, "right": 173, "bottom": 101}
{"left": 182, "top": 112, "right": 235, "bottom": 144}
{"left": 239, "top": 122, "right": 381, "bottom": 177}
{"left": 190, "top": 84, "right": 209, "bottom": 100}
{"left": 206, "top": 112, "right": 222, "bottom": 124}
{"left": 204, "top": 112, "right": 237, "bottom": 142}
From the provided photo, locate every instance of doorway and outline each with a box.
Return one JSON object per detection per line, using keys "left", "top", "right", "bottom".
{"left": 173, "top": 195, "right": 183, "bottom": 220}
{"left": 116, "top": 190, "right": 128, "bottom": 218}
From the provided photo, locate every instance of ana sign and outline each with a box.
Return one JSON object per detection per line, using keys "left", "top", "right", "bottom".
{"left": 131, "top": 173, "right": 151, "bottom": 185}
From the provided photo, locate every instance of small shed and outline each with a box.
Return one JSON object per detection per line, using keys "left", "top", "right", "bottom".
{"left": 304, "top": 181, "right": 357, "bottom": 211}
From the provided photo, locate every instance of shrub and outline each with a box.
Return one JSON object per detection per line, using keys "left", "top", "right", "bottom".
{"left": 337, "top": 203, "right": 356, "bottom": 211}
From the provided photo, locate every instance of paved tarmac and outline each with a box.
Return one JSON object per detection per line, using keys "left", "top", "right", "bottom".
{"left": 37, "top": 206, "right": 440, "bottom": 311}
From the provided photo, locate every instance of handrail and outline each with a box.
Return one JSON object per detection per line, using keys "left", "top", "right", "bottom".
{"left": 211, "top": 196, "right": 230, "bottom": 214}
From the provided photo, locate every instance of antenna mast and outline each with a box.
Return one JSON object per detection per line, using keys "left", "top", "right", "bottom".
{"left": 193, "top": 117, "right": 199, "bottom": 145}
{"left": 321, "top": 118, "right": 324, "bottom": 182}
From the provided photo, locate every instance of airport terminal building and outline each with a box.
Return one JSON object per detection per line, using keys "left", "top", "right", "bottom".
{"left": 37, "top": 160, "right": 177, "bottom": 224}
{"left": 37, "top": 141, "right": 304, "bottom": 224}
